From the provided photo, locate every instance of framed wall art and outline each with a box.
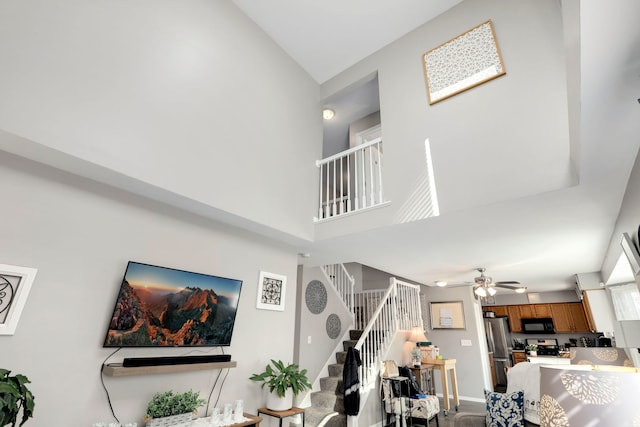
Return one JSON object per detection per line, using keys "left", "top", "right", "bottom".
{"left": 429, "top": 301, "right": 465, "bottom": 329}
{"left": 0, "top": 264, "right": 38, "bottom": 335}
{"left": 423, "top": 20, "right": 506, "bottom": 105}
{"left": 256, "top": 271, "right": 287, "bottom": 311}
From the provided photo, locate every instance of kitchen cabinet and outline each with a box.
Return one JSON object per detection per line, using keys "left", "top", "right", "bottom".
{"left": 518, "top": 304, "right": 551, "bottom": 319}
{"left": 512, "top": 351, "right": 527, "bottom": 365}
{"left": 532, "top": 304, "right": 552, "bottom": 318}
{"left": 549, "top": 303, "right": 590, "bottom": 333}
{"left": 483, "top": 305, "right": 508, "bottom": 317}
{"left": 507, "top": 305, "right": 523, "bottom": 332}
{"left": 485, "top": 302, "right": 590, "bottom": 333}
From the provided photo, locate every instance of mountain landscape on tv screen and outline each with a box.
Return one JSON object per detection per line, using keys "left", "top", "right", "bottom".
{"left": 104, "top": 280, "right": 237, "bottom": 346}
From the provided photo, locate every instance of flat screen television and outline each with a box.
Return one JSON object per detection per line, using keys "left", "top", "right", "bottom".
{"left": 103, "top": 261, "right": 243, "bottom": 347}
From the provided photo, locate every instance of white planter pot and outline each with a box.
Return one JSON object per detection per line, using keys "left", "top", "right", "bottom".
{"left": 266, "top": 389, "right": 293, "bottom": 411}
{"left": 529, "top": 351, "right": 537, "bottom": 357}
{"left": 146, "top": 412, "right": 193, "bottom": 427}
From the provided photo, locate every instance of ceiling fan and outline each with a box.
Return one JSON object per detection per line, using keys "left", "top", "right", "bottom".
{"left": 436, "top": 267, "right": 527, "bottom": 298}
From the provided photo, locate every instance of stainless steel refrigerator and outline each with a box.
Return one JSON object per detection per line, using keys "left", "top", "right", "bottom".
{"left": 484, "top": 317, "right": 513, "bottom": 387}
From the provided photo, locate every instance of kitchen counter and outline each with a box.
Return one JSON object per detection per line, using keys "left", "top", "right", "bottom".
{"left": 527, "top": 355, "right": 570, "bottom": 365}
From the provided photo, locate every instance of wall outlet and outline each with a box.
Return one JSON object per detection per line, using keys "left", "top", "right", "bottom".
{"left": 307, "top": 335, "right": 312, "bottom": 344}
{"left": 461, "top": 339, "right": 472, "bottom": 347}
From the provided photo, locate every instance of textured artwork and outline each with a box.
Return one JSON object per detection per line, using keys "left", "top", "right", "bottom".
{"left": 305, "top": 280, "right": 327, "bottom": 314}
{"left": 423, "top": 20, "right": 506, "bottom": 105}
{"left": 326, "top": 313, "right": 341, "bottom": 339}
{"left": 256, "top": 271, "right": 286, "bottom": 311}
{"left": 0, "top": 264, "right": 38, "bottom": 335}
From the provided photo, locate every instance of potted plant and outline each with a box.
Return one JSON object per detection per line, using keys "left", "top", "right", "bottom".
{"left": 250, "top": 360, "right": 312, "bottom": 411}
{"left": 144, "top": 390, "right": 206, "bottom": 427}
{"left": 526, "top": 344, "right": 538, "bottom": 356}
{"left": 0, "top": 369, "right": 35, "bottom": 427}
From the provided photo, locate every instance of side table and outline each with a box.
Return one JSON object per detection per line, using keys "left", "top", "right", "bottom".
{"left": 423, "top": 359, "right": 459, "bottom": 415}
{"left": 257, "top": 407, "right": 305, "bottom": 427}
{"left": 231, "top": 413, "right": 263, "bottom": 427}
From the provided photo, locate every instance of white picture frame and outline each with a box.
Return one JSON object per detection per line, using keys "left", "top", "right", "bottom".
{"left": 0, "top": 264, "right": 38, "bottom": 335}
{"left": 256, "top": 271, "right": 286, "bottom": 311}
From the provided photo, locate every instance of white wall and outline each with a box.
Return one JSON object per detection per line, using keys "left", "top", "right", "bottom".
{"left": 0, "top": 154, "right": 300, "bottom": 426}
{"left": 0, "top": 0, "right": 322, "bottom": 242}
{"left": 316, "top": 0, "right": 573, "bottom": 239}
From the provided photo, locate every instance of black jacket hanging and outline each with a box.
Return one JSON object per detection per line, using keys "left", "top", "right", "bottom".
{"left": 343, "top": 346, "right": 362, "bottom": 416}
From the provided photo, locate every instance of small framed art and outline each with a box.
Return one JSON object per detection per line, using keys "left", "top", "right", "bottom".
{"left": 429, "top": 301, "right": 466, "bottom": 329}
{"left": 0, "top": 264, "right": 38, "bottom": 335}
{"left": 256, "top": 271, "right": 287, "bottom": 311}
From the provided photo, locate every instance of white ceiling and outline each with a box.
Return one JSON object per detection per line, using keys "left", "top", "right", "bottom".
{"left": 232, "top": 0, "right": 463, "bottom": 84}
{"left": 233, "top": 1, "right": 640, "bottom": 294}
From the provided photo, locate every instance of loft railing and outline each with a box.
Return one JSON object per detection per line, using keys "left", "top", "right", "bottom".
{"left": 315, "top": 138, "right": 386, "bottom": 221}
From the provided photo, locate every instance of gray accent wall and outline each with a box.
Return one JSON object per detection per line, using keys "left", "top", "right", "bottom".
{"left": 0, "top": 154, "right": 300, "bottom": 425}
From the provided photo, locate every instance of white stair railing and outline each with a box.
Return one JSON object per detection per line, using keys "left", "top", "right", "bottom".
{"left": 321, "top": 264, "right": 355, "bottom": 314}
{"left": 353, "top": 278, "right": 422, "bottom": 391}
{"left": 315, "top": 138, "right": 385, "bottom": 221}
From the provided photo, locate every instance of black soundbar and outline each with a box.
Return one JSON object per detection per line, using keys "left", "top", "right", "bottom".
{"left": 122, "top": 354, "right": 231, "bottom": 367}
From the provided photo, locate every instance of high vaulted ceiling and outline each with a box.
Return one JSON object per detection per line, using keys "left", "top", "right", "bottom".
{"left": 233, "top": 1, "right": 640, "bottom": 294}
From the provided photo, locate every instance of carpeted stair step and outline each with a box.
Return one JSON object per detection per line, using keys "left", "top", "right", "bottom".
{"left": 327, "top": 363, "right": 344, "bottom": 377}
{"left": 342, "top": 340, "right": 358, "bottom": 351}
{"left": 310, "top": 390, "right": 344, "bottom": 413}
{"left": 349, "top": 330, "right": 363, "bottom": 341}
{"left": 320, "top": 376, "right": 343, "bottom": 393}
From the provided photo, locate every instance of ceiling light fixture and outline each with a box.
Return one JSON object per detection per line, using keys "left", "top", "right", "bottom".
{"left": 322, "top": 108, "right": 335, "bottom": 120}
{"left": 435, "top": 281, "right": 447, "bottom": 287}
{"left": 515, "top": 287, "right": 527, "bottom": 293}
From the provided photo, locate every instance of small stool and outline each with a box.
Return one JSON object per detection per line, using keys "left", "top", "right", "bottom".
{"left": 257, "top": 407, "right": 305, "bottom": 427}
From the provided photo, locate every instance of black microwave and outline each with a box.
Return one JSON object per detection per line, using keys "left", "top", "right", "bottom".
{"left": 521, "top": 318, "right": 555, "bottom": 334}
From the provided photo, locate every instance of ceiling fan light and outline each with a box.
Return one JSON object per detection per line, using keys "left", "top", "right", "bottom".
{"left": 515, "top": 287, "right": 527, "bottom": 294}
{"left": 435, "top": 281, "right": 447, "bottom": 287}
{"left": 487, "top": 287, "right": 497, "bottom": 296}
{"left": 474, "top": 286, "right": 487, "bottom": 297}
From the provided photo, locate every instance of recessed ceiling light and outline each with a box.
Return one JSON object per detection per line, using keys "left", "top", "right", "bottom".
{"left": 322, "top": 108, "right": 335, "bottom": 120}
{"left": 515, "top": 287, "right": 527, "bottom": 293}
{"left": 435, "top": 281, "right": 447, "bottom": 287}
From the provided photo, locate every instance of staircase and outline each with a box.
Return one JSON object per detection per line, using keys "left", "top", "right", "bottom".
{"left": 304, "top": 330, "right": 363, "bottom": 427}
{"left": 301, "top": 265, "right": 423, "bottom": 427}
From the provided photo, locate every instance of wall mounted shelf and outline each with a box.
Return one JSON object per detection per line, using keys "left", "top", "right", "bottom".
{"left": 102, "top": 360, "right": 237, "bottom": 377}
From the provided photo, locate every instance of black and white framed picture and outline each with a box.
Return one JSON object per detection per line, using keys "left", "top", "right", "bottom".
{"left": 0, "top": 264, "right": 38, "bottom": 335}
{"left": 256, "top": 271, "right": 287, "bottom": 311}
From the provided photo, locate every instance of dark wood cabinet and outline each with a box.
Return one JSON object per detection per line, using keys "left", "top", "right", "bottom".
{"left": 549, "top": 303, "right": 590, "bottom": 332}
{"left": 483, "top": 302, "right": 590, "bottom": 333}
{"left": 512, "top": 351, "right": 527, "bottom": 365}
{"left": 507, "top": 305, "right": 523, "bottom": 332}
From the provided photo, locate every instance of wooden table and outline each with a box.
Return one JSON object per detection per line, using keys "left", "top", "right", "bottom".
{"left": 232, "top": 413, "right": 263, "bottom": 427}
{"left": 422, "top": 359, "right": 459, "bottom": 415}
{"left": 257, "top": 407, "right": 305, "bottom": 427}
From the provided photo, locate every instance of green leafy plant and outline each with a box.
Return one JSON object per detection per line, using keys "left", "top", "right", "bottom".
{"left": 249, "top": 359, "right": 311, "bottom": 398}
{"left": 526, "top": 344, "right": 538, "bottom": 352}
{"left": 0, "top": 369, "right": 35, "bottom": 427}
{"left": 144, "top": 390, "right": 206, "bottom": 419}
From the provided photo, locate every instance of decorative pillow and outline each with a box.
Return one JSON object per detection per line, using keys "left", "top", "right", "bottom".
{"left": 484, "top": 389, "right": 524, "bottom": 427}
